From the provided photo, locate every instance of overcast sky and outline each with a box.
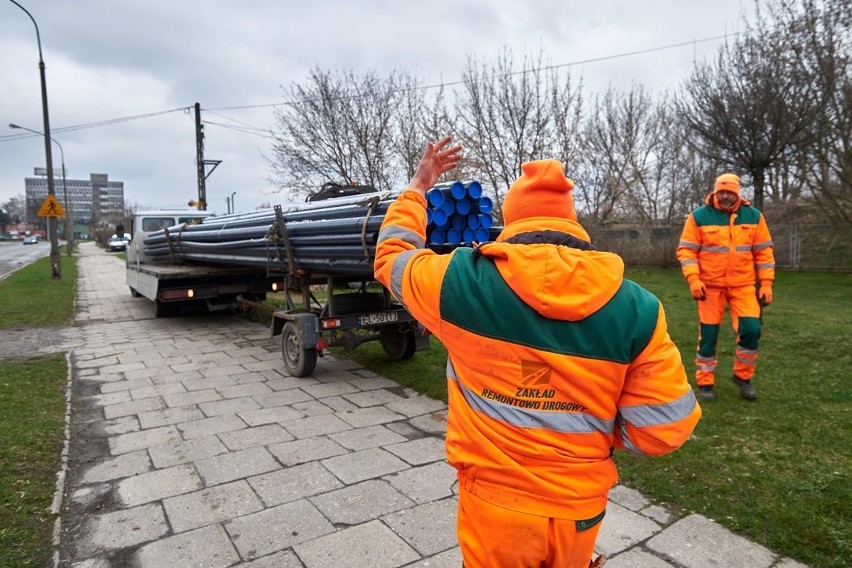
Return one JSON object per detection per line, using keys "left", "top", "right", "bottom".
{"left": 1, "top": 0, "right": 751, "bottom": 216}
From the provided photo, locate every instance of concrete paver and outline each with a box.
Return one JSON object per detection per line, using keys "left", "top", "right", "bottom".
{"left": 52, "top": 242, "right": 811, "bottom": 567}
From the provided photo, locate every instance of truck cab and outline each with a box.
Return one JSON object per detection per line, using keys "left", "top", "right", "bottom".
{"left": 127, "top": 209, "right": 214, "bottom": 265}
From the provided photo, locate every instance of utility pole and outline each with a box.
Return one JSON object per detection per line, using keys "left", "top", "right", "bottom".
{"left": 11, "top": 0, "right": 61, "bottom": 278}
{"left": 194, "top": 102, "right": 206, "bottom": 210}
{"left": 194, "top": 102, "right": 221, "bottom": 212}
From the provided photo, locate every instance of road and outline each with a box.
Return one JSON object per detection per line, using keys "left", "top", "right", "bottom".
{"left": 0, "top": 239, "right": 58, "bottom": 281}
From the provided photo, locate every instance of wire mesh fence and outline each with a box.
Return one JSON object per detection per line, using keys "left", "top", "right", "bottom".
{"left": 585, "top": 222, "right": 852, "bottom": 272}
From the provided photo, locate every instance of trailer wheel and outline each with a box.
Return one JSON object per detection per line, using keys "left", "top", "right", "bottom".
{"left": 281, "top": 321, "right": 317, "bottom": 377}
{"left": 380, "top": 330, "right": 417, "bottom": 360}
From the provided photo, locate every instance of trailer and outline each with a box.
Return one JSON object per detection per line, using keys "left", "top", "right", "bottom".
{"left": 125, "top": 194, "right": 430, "bottom": 377}
{"left": 127, "top": 182, "right": 496, "bottom": 377}
{"left": 264, "top": 191, "right": 429, "bottom": 377}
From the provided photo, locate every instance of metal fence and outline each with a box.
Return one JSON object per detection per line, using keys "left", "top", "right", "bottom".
{"left": 586, "top": 222, "right": 852, "bottom": 272}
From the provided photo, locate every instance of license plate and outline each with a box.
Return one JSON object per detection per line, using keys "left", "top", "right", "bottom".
{"left": 359, "top": 311, "right": 399, "bottom": 325}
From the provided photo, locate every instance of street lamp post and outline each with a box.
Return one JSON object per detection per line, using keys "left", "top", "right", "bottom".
{"left": 231, "top": 192, "right": 236, "bottom": 214}
{"left": 9, "top": 123, "right": 73, "bottom": 257}
{"left": 9, "top": 0, "right": 61, "bottom": 277}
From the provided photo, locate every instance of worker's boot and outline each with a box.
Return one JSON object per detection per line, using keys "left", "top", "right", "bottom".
{"left": 731, "top": 376, "right": 757, "bottom": 400}
{"left": 697, "top": 385, "right": 716, "bottom": 401}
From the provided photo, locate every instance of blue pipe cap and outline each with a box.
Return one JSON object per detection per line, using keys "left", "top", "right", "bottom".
{"left": 431, "top": 208, "right": 448, "bottom": 227}
{"left": 478, "top": 214, "right": 493, "bottom": 229}
{"left": 478, "top": 197, "right": 493, "bottom": 213}
{"left": 463, "top": 228, "right": 477, "bottom": 244}
{"left": 446, "top": 228, "right": 462, "bottom": 245}
{"left": 429, "top": 228, "right": 446, "bottom": 245}
{"left": 455, "top": 198, "right": 471, "bottom": 215}
{"left": 426, "top": 189, "right": 445, "bottom": 207}
{"left": 466, "top": 180, "right": 483, "bottom": 199}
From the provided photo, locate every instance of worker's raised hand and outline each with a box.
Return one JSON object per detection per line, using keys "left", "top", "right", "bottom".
{"left": 408, "top": 136, "right": 462, "bottom": 196}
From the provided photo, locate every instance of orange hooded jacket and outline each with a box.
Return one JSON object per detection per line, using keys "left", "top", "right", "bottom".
{"left": 677, "top": 191, "right": 775, "bottom": 289}
{"left": 374, "top": 190, "right": 701, "bottom": 520}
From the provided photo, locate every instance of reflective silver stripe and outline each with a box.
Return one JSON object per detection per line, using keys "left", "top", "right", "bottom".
{"left": 680, "top": 259, "right": 698, "bottom": 266}
{"left": 377, "top": 224, "right": 425, "bottom": 249}
{"left": 618, "top": 390, "right": 698, "bottom": 428}
{"left": 735, "top": 245, "right": 752, "bottom": 252}
{"left": 696, "top": 364, "right": 715, "bottom": 372}
{"left": 736, "top": 347, "right": 758, "bottom": 356}
{"left": 678, "top": 241, "right": 700, "bottom": 251}
{"left": 696, "top": 355, "right": 716, "bottom": 363}
{"left": 617, "top": 418, "right": 648, "bottom": 457}
{"left": 757, "top": 263, "right": 775, "bottom": 269}
{"left": 389, "top": 248, "right": 423, "bottom": 306}
{"left": 447, "top": 359, "right": 614, "bottom": 434}
{"left": 702, "top": 246, "right": 729, "bottom": 253}
{"left": 752, "top": 240, "right": 774, "bottom": 250}
{"left": 735, "top": 355, "right": 756, "bottom": 366}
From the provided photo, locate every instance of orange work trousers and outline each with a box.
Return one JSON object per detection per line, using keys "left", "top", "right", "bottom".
{"left": 458, "top": 487, "right": 604, "bottom": 568}
{"left": 694, "top": 285, "right": 762, "bottom": 386}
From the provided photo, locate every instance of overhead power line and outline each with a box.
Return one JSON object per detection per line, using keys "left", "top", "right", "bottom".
{"left": 0, "top": 32, "right": 738, "bottom": 140}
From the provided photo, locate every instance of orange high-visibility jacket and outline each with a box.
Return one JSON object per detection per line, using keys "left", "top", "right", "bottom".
{"left": 677, "top": 193, "right": 775, "bottom": 288}
{"left": 374, "top": 191, "right": 701, "bottom": 520}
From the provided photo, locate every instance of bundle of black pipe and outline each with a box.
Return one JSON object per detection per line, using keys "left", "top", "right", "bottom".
{"left": 141, "top": 191, "right": 395, "bottom": 276}
{"left": 140, "top": 184, "right": 500, "bottom": 276}
{"left": 425, "top": 180, "right": 497, "bottom": 246}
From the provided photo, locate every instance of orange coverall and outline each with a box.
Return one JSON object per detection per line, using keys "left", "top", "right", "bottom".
{"left": 676, "top": 191, "right": 775, "bottom": 386}
{"left": 375, "top": 191, "right": 701, "bottom": 567}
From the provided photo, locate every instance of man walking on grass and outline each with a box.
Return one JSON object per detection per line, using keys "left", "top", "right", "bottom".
{"left": 677, "top": 173, "right": 776, "bottom": 401}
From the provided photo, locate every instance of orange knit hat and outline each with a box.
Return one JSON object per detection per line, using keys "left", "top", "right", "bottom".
{"left": 502, "top": 159, "right": 576, "bottom": 225}
{"left": 714, "top": 173, "right": 740, "bottom": 195}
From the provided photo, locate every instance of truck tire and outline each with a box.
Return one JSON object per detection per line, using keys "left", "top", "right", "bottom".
{"left": 380, "top": 330, "right": 417, "bottom": 360}
{"left": 281, "top": 321, "right": 317, "bottom": 377}
{"left": 154, "top": 300, "right": 177, "bottom": 318}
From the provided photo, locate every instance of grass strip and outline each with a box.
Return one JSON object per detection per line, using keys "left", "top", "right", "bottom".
{"left": 0, "top": 254, "right": 77, "bottom": 329}
{"left": 0, "top": 354, "right": 67, "bottom": 568}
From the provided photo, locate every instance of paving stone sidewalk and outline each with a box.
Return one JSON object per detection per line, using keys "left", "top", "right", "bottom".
{"left": 53, "top": 242, "right": 809, "bottom": 567}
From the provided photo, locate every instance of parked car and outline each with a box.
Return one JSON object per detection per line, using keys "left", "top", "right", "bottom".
{"left": 108, "top": 236, "right": 128, "bottom": 252}
{"left": 22, "top": 235, "right": 40, "bottom": 245}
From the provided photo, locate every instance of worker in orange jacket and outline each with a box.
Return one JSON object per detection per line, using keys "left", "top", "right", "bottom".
{"left": 374, "top": 136, "right": 701, "bottom": 568}
{"left": 676, "top": 173, "right": 775, "bottom": 401}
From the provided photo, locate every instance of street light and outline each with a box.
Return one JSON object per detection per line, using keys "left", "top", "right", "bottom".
{"left": 9, "top": 123, "right": 73, "bottom": 257}
{"left": 230, "top": 192, "right": 236, "bottom": 214}
{"left": 9, "top": 0, "right": 61, "bottom": 278}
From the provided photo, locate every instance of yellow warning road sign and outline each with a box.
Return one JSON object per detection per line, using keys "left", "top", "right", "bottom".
{"left": 37, "top": 195, "right": 66, "bottom": 217}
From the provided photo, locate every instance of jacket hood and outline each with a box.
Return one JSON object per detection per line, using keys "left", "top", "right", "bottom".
{"left": 479, "top": 217, "right": 624, "bottom": 321}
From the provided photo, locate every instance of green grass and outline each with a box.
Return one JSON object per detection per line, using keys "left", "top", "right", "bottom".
{"left": 0, "top": 254, "right": 76, "bottom": 567}
{"left": 342, "top": 268, "right": 851, "bottom": 568}
{"left": 0, "top": 255, "right": 77, "bottom": 329}
{"left": 0, "top": 354, "right": 67, "bottom": 568}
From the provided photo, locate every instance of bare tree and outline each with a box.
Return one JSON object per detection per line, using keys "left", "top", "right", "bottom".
{"left": 576, "top": 86, "right": 661, "bottom": 225}
{"left": 774, "top": 0, "right": 851, "bottom": 223}
{"left": 393, "top": 72, "right": 456, "bottom": 185}
{"left": 2, "top": 194, "right": 26, "bottom": 224}
{"left": 676, "top": 7, "right": 822, "bottom": 210}
{"left": 455, "top": 48, "right": 581, "bottom": 222}
{"left": 269, "top": 68, "right": 403, "bottom": 198}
